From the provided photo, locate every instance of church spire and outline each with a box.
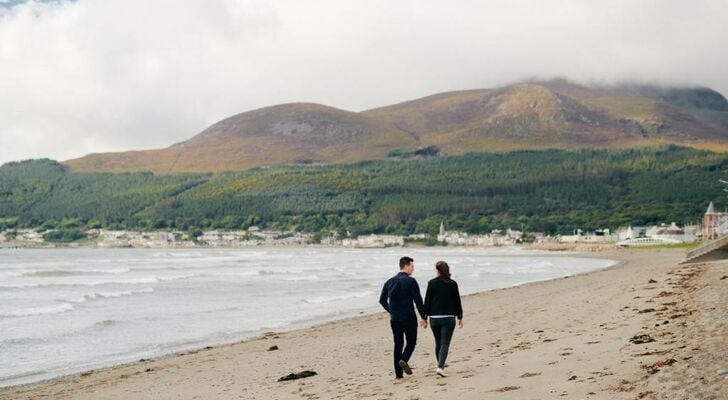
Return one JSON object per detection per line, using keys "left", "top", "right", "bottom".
{"left": 706, "top": 201, "right": 716, "bottom": 215}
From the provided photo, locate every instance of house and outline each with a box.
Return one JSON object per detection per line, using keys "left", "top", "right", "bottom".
{"left": 558, "top": 228, "right": 617, "bottom": 243}
{"left": 17, "top": 229, "right": 43, "bottom": 242}
{"left": 646, "top": 222, "right": 697, "bottom": 243}
{"left": 342, "top": 234, "right": 404, "bottom": 248}
{"left": 703, "top": 201, "right": 728, "bottom": 239}
{"left": 617, "top": 226, "right": 647, "bottom": 241}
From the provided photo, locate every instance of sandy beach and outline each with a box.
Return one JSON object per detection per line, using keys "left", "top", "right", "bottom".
{"left": 1, "top": 249, "right": 725, "bottom": 400}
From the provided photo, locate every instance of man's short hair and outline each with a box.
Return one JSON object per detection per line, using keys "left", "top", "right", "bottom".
{"left": 399, "top": 256, "right": 414, "bottom": 269}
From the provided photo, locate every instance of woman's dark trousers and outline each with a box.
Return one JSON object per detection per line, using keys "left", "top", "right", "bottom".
{"left": 429, "top": 317, "right": 456, "bottom": 368}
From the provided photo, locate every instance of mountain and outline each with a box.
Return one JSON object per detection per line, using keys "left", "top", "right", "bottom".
{"left": 65, "top": 104, "right": 417, "bottom": 174}
{"left": 64, "top": 80, "right": 728, "bottom": 173}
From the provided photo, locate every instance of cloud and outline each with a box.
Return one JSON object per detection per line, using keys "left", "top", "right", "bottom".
{"left": 1, "top": 0, "right": 727, "bottom": 164}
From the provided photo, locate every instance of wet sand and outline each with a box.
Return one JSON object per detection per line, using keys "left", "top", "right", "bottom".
{"left": 2, "top": 249, "right": 725, "bottom": 400}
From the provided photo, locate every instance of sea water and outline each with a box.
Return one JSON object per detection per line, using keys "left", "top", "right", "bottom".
{"left": 0, "top": 247, "right": 615, "bottom": 387}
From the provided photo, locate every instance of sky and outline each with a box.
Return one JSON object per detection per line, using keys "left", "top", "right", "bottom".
{"left": 1, "top": 0, "right": 727, "bottom": 164}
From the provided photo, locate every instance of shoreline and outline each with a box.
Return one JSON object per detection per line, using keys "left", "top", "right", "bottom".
{"left": 0, "top": 240, "right": 621, "bottom": 251}
{"left": 0, "top": 249, "right": 619, "bottom": 390}
{"left": 3, "top": 249, "right": 724, "bottom": 399}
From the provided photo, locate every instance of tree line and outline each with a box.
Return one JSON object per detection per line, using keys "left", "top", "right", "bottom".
{"left": 0, "top": 146, "right": 725, "bottom": 237}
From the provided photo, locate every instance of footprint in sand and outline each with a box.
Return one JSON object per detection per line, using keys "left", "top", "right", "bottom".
{"left": 491, "top": 386, "right": 520, "bottom": 392}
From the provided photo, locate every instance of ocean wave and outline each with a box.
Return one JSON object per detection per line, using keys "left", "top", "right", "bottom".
{"left": 67, "top": 288, "right": 154, "bottom": 303}
{"left": 529, "top": 261, "right": 555, "bottom": 268}
{"left": 0, "top": 303, "right": 74, "bottom": 317}
{"left": 93, "top": 319, "right": 120, "bottom": 327}
{"left": 0, "top": 336, "right": 47, "bottom": 346}
{"left": 221, "top": 270, "right": 262, "bottom": 277}
{"left": 0, "top": 271, "right": 25, "bottom": 279}
{"left": 258, "top": 268, "right": 305, "bottom": 275}
{"left": 21, "top": 270, "right": 79, "bottom": 277}
{"left": 352, "top": 282, "right": 378, "bottom": 288}
{"left": 0, "top": 277, "right": 160, "bottom": 289}
{"left": 18, "top": 267, "right": 132, "bottom": 278}
{"left": 302, "top": 291, "right": 374, "bottom": 304}
{"left": 78, "top": 267, "right": 131, "bottom": 274}
{"left": 157, "top": 274, "right": 196, "bottom": 281}
{"left": 281, "top": 275, "right": 320, "bottom": 281}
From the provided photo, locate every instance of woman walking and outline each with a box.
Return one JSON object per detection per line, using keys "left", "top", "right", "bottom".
{"left": 423, "top": 260, "right": 463, "bottom": 377}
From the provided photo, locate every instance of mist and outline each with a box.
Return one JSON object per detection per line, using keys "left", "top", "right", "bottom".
{"left": 1, "top": 0, "right": 727, "bottom": 164}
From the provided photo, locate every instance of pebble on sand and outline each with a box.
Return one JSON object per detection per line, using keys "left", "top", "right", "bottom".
{"left": 278, "top": 370, "right": 317, "bottom": 382}
{"left": 630, "top": 334, "right": 656, "bottom": 344}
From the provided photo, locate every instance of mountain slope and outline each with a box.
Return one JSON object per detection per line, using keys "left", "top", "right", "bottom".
{"left": 64, "top": 80, "right": 728, "bottom": 173}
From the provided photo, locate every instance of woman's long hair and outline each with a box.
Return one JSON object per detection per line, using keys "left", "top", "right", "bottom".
{"left": 435, "top": 260, "right": 453, "bottom": 283}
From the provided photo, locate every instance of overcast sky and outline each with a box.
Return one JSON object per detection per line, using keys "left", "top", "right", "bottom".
{"left": 1, "top": 0, "right": 727, "bottom": 164}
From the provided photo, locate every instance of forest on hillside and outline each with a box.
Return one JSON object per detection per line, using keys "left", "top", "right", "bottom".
{"left": 1, "top": 146, "right": 726, "bottom": 237}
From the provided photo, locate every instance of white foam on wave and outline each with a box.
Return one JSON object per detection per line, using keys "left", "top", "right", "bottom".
{"left": 93, "top": 319, "right": 120, "bottom": 328}
{"left": 76, "top": 267, "right": 131, "bottom": 274}
{"left": 282, "top": 275, "right": 320, "bottom": 281}
{"left": 152, "top": 251, "right": 211, "bottom": 258}
{"left": 157, "top": 274, "right": 196, "bottom": 281}
{"left": 18, "top": 267, "right": 131, "bottom": 277}
{"left": 0, "top": 303, "right": 74, "bottom": 317}
{"left": 529, "top": 261, "right": 555, "bottom": 268}
{"left": 302, "top": 290, "right": 374, "bottom": 304}
{"left": 0, "top": 277, "right": 160, "bottom": 289}
{"left": 67, "top": 288, "right": 154, "bottom": 303}
{"left": 20, "top": 270, "right": 79, "bottom": 277}
{"left": 258, "top": 268, "right": 305, "bottom": 275}
{"left": 485, "top": 268, "right": 518, "bottom": 275}
{"left": 0, "top": 271, "right": 25, "bottom": 279}
{"left": 221, "top": 270, "right": 261, "bottom": 277}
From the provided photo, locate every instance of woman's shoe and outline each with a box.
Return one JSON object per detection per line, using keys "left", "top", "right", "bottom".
{"left": 436, "top": 367, "right": 447, "bottom": 377}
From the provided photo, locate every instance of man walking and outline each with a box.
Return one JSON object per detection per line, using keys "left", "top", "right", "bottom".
{"left": 379, "top": 256, "right": 427, "bottom": 379}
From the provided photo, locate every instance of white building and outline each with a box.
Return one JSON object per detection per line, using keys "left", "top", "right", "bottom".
{"left": 617, "top": 226, "right": 648, "bottom": 241}
{"left": 646, "top": 222, "right": 696, "bottom": 243}
{"left": 130, "top": 231, "right": 176, "bottom": 248}
{"left": 17, "top": 229, "right": 44, "bottom": 242}
{"left": 342, "top": 234, "right": 404, "bottom": 248}
{"left": 558, "top": 229, "right": 617, "bottom": 243}
{"left": 435, "top": 222, "right": 521, "bottom": 246}
{"left": 506, "top": 228, "right": 523, "bottom": 240}
{"left": 617, "top": 222, "right": 698, "bottom": 247}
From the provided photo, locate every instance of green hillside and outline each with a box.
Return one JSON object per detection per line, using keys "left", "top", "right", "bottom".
{"left": 1, "top": 147, "right": 726, "bottom": 235}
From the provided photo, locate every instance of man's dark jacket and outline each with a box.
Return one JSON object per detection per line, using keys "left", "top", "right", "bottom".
{"left": 379, "top": 272, "right": 426, "bottom": 322}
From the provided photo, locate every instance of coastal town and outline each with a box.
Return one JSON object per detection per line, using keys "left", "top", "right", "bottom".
{"left": 1, "top": 202, "right": 724, "bottom": 249}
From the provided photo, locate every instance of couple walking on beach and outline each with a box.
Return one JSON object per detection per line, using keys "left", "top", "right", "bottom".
{"left": 379, "top": 256, "right": 463, "bottom": 379}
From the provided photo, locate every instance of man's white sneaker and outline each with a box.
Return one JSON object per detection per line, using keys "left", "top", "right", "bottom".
{"left": 436, "top": 367, "right": 447, "bottom": 377}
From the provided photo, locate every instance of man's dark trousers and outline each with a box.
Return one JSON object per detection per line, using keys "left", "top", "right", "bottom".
{"left": 391, "top": 319, "right": 417, "bottom": 378}
{"left": 380, "top": 271, "right": 425, "bottom": 378}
